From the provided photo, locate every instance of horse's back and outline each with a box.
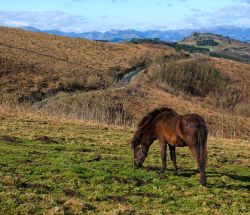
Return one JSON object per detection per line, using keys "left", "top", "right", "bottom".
{"left": 178, "top": 113, "right": 208, "bottom": 140}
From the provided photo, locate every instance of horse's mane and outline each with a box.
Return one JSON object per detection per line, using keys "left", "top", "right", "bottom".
{"left": 131, "top": 107, "right": 173, "bottom": 149}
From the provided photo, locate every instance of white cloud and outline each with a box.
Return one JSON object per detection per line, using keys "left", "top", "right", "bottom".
{"left": 3, "top": 20, "right": 29, "bottom": 27}
{"left": 183, "top": 4, "right": 250, "bottom": 29}
{"left": 0, "top": 10, "right": 159, "bottom": 32}
{"left": 0, "top": 3, "right": 249, "bottom": 33}
{"left": 0, "top": 11, "right": 103, "bottom": 32}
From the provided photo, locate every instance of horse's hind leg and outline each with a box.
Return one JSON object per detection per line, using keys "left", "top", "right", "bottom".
{"left": 159, "top": 139, "right": 167, "bottom": 173}
{"left": 169, "top": 144, "right": 178, "bottom": 175}
{"left": 189, "top": 144, "right": 207, "bottom": 185}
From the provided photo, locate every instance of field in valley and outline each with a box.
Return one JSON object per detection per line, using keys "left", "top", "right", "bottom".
{"left": 0, "top": 108, "right": 249, "bottom": 214}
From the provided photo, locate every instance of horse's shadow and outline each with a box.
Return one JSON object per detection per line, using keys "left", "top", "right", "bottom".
{"left": 207, "top": 171, "right": 250, "bottom": 183}
{"left": 206, "top": 171, "right": 250, "bottom": 190}
{"left": 144, "top": 166, "right": 198, "bottom": 177}
{"left": 144, "top": 166, "right": 250, "bottom": 190}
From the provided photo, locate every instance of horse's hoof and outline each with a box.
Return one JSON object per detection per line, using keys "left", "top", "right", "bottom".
{"left": 199, "top": 178, "right": 207, "bottom": 186}
{"left": 134, "top": 165, "right": 142, "bottom": 169}
{"left": 159, "top": 170, "right": 165, "bottom": 174}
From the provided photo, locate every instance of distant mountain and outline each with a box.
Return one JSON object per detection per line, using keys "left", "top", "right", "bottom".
{"left": 20, "top": 26, "right": 250, "bottom": 42}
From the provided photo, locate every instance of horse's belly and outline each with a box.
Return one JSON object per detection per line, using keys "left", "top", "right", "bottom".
{"left": 176, "top": 139, "right": 187, "bottom": 147}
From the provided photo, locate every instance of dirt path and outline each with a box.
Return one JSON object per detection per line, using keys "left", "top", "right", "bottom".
{"left": 119, "top": 67, "right": 144, "bottom": 84}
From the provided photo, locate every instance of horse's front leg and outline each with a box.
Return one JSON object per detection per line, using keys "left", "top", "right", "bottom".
{"left": 169, "top": 144, "right": 178, "bottom": 175}
{"left": 160, "top": 139, "right": 167, "bottom": 173}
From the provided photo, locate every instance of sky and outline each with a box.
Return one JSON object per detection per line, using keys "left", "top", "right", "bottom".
{"left": 0, "top": 0, "right": 250, "bottom": 32}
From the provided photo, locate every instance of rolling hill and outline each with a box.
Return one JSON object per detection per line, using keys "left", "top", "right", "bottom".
{"left": 0, "top": 26, "right": 250, "bottom": 139}
{"left": 0, "top": 26, "right": 177, "bottom": 102}
{"left": 181, "top": 32, "right": 250, "bottom": 64}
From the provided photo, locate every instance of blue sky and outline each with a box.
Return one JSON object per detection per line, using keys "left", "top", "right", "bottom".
{"left": 0, "top": 0, "right": 250, "bottom": 32}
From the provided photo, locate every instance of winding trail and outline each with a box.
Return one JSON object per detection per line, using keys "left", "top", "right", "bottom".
{"left": 119, "top": 67, "right": 144, "bottom": 84}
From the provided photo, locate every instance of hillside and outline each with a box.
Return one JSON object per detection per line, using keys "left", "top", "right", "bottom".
{"left": 0, "top": 27, "right": 250, "bottom": 139}
{"left": 0, "top": 26, "right": 177, "bottom": 102}
{"left": 182, "top": 32, "right": 250, "bottom": 48}
{"left": 181, "top": 32, "right": 250, "bottom": 63}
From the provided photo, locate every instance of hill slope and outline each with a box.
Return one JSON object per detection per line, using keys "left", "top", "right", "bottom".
{"left": 0, "top": 26, "right": 176, "bottom": 102}
{"left": 181, "top": 32, "right": 250, "bottom": 63}
{"left": 0, "top": 27, "right": 250, "bottom": 139}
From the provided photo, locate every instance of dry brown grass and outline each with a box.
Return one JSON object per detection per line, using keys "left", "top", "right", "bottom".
{"left": 1, "top": 27, "right": 250, "bottom": 139}
{"left": 210, "top": 57, "right": 250, "bottom": 104}
{"left": 1, "top": 101, "right": 249, "bottom": 141}
{"left": 33, "top": 83, "right": 250, "bottom": 139}
{"left": 0, "top": 27, "right": 177, "bottom": 103}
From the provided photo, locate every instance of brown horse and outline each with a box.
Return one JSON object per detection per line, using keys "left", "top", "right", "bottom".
{"left": 131, "top": 107, "right": 208, "bottom": 185}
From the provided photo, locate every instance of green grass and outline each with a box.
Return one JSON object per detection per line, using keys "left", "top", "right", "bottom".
{"left": 195, "top": 45, "right": 217, "bottom": 51}
{"left": 0, "top": 114, "right": 249, "bottom": 214}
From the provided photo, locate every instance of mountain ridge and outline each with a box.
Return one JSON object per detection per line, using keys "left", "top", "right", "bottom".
{"left": 18, "top": 26, "right": 250, "bottom": 42}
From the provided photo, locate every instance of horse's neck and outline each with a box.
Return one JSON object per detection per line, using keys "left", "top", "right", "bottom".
{"left": 140, "top": 125, "right": 155, "bottom": 149}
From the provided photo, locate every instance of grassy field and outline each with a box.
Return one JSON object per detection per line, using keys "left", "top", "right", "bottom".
{"left": 0, "top": 110, "right": 249, "bottom": 214}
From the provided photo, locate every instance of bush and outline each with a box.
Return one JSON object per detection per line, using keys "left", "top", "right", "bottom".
{"left": 86, "top": 75, "right": 101, "bottom": 89}
{"left": 197, "top": 39, "right": 218, "bottom": 46}
{"left": 63, "top": 77, "right": 86, "bottom": 91}
{"left": 128, "top": 51, "right": 151, "bottom": 68}
{"left": 209, "top": 52, "right": 250, "bottom": 64}
{"left": 108, "top": 66, "right": 125, "bottom": 82}
{"left": 155, "top": 58, "right": 225, "bottom": 96}
{"left": 235, "top": 103, "right": 250, "bottom": 117}
{"left": 153, "top": 57, "right": 241, "bottom": 108}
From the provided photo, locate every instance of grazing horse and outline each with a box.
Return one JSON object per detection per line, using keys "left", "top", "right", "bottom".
{"left": 131, "top": 107, "right": 208, "bottom": 185}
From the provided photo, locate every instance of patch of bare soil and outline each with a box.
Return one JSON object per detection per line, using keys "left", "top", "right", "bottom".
{"left": 33, "top": 135, "right": 58, "bottom": 144}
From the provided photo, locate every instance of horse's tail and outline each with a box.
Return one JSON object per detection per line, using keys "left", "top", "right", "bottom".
{"left": 196, "top": 122, "right": 208, "bottom": 184}
{"left": 197, "top": 125, "right": 208, "bottom": 167}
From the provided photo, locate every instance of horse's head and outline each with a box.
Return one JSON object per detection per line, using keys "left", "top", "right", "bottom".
{"left": 134, "top": 144, "right": 148, "bottom": 168}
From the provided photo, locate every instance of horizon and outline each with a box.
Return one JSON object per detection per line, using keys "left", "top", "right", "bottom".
{"left": 1, "top": 0, "right": 250, "bottom": 32}
{"left": 19, "top": 25, "right": 250, "bottom": 34}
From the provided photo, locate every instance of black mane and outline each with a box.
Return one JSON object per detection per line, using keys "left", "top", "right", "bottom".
{"left": 131, "top": 107, "right": 172, "bottom": 149}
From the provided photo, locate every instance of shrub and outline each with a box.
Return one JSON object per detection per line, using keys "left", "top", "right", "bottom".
{"left": 63, "top": 77, "right": 86, "bottom": 91}
{"left": 128, "top": 51, "right": 151, "bottom": 68}
{"left": 153, "top": 57, "right": 241, "bottom": 108}
{"left": 197, "top": 39, "right": 218, "bottom": 46}
{"left": 108, "top": 66, "right": 125, "bottom": 82}
{"left": 86, "top": 75, "right": 101, "bottom": 89}
{"left": 155, "top": 58, "right": 225, "bottom": 96}
{"left": 235, "top": 103, "right": 250, "bottom": 117}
